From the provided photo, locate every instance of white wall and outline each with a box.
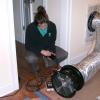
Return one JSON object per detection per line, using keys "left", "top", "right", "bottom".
{"left": 0, "top": 0, "right": 19, "bottom": 97}
{"left": 13, "top": 0, "right": 44, "bottom": 44}
{"left": 46, "top": 0, "right": 61, "bottom": 45}
{"left": 32, "top": 0, "right": 43, "bottom": 13}
{"left": 32, "top": 0, "right": 43, "bottom": 21}
{"left": 46, "top": 0, "right": 100, "bottom": 65}
{"left": 69, "top": 0, "right": 100, "bottom": 64}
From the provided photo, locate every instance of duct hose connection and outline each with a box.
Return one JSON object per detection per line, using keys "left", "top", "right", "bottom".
{"left": 51, "top": 11, "right": 100, "bottom": 98}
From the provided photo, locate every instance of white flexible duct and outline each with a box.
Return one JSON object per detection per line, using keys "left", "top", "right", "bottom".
{"left": 76, "top": 12, "right": 100, "bottom": 82}
{"left": 77, "top": 52, "right": 100, "bottom": 82}
{"left": 51, "top": 11, "right": 100, "bottom": 98}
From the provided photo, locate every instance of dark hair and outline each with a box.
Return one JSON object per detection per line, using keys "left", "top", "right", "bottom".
{"left": 34, "top": 6, "right": 49, "bottom": 25}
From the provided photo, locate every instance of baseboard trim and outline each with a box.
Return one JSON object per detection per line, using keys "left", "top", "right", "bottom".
{"left": 0, "top": 83, "right": 18, "bottom": 97}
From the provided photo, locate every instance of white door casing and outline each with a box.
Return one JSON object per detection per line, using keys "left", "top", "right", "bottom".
{"left": 0, "top": 0, "right": 19, "bottom": 97}
{"left": 20, "top": 0, "right": 44, "bottom": 44}
{"left": 60, "top": 0, "right": 72, "bottom": 65}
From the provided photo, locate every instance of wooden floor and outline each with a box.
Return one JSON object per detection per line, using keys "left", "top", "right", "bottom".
{"left": 0, "top": 42, "right": 100, "bottom": 100}
{"left": 0, "top": 42, "right": 58, "bottom": 100}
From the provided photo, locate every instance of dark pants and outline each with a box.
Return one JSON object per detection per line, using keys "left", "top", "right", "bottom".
{"left": 25, "top": 46, "right": 68, "bottom": 72}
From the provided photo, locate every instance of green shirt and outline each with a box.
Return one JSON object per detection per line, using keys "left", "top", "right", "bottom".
{"left": 37, "top": 26, "right": 48, "bottom": 37}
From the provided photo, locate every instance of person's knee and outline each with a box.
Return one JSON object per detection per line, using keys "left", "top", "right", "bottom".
{"left": 25, "top": 55, "right": 38, "bottom": 64}
{"left": 64, "top": 51, "right": 68, "bottom": 59}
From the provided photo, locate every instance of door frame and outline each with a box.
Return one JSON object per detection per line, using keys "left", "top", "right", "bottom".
{"left": 20, "top": 0, "right": 47, "bottom": 44}
{"left": 60, "top": 0, "right": 72, "bottom": 65}
{"left": 0, "top": 0, "right": 19, "bottom": 97}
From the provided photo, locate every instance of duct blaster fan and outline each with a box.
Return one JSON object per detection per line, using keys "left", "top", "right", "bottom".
{"left": 51, "top": 11, "right": 100, "bottom": 98}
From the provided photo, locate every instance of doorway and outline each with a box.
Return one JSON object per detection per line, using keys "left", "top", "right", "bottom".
{"left": 0, "top": 0, "right": 72, "bottom": 98}
{"left": 13, "top": 0, "right": 44, "bottom": 95}
{"left": 12, "top": 0, "right": 45, "bottom": 98}
{"left": 13, "top": 0, "right": 44, "bottom": 44}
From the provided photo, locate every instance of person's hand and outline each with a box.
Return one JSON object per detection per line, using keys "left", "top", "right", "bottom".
{"left": 40, "top": 50, "right": 55, "bottom": 57}
{"left": 40, "top": 50, "right": 51, "bottom": 56}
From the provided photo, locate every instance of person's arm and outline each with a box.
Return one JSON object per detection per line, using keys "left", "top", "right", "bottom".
{"left": 48, "top": 22, "right": 57, "bottom": 53}
{"left": 25, "top": 25, "right": 42, "bottom": 55}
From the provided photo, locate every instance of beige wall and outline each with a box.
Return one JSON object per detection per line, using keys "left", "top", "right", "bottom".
{"left": 69, "top": 0, "right": 100, "bottom": 64}
{"left": 46, "top": 0, "right": 100, "bottom": 64}
{"left": 46, "top": 0, "right": 61, "bottom": 45}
